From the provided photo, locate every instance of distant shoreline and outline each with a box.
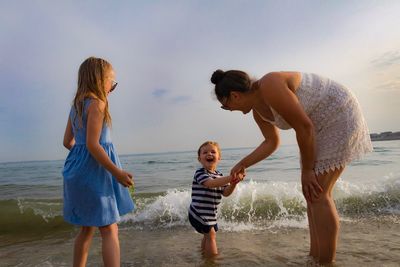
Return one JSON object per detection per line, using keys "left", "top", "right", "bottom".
{"left": 370, "top": 131, "right": 400, "bottom": 141}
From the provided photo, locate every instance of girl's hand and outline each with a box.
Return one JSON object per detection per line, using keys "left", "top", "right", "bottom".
{"left": 115, "top": 169, "right": 134, "bottom": 187}
{"left": 301, "top": 169, "right": 323, "bottom": 202}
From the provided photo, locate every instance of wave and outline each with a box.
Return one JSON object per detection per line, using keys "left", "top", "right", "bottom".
{"left": 0, "top": 198, "right": 72, "bottom": 237}
{"left": 122, "top": 173, "right": 400, "bottom": 229}
{"left": 124, "top": 182, "right": 309, "bottom": 230}
{"left": 335, "top": 173, "right": 400, "bottom": 216}
{"left": 2, "top": 173, "right": 399, "bottom": 235}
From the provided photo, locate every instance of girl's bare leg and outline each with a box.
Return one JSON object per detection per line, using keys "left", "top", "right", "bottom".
{"left": 99, "top": 223, "right": 120, "bottom": 267}
{"left": 73, "top": 226, "right": 95, "bottom": 267}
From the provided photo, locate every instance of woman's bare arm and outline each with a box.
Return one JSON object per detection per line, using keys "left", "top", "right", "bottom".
{"left": 259, "top": 72, "right": 322, "bottom": 200}
{"left": 231, "top": 110, "right": 280, "bottom": 175}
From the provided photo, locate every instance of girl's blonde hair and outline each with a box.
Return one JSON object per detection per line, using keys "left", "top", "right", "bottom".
{"left": 197, "top": 141, "right": 221, "bottom": 157}
{"left": 73, "top": 57, "right": 112, "bottom": 127}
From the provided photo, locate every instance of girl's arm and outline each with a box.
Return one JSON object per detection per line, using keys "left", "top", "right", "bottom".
{"left": 203, "top": 175, "right": 232, "bottom": 189}
{"left": 63, "top": 116, "right": 75, "bottom": 150}
{"left": 259, "top": 72, "right": 322, "bottom": 201}
{"left": 231, "top": 110, "right": 280, "bottom": 175}
{"left": 86, "top": 99, "right": 133, "bottom": 187}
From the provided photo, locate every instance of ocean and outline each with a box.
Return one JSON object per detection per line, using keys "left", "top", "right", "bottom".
{"left": 1, "top": 141, "right": 399, "bottom": 266}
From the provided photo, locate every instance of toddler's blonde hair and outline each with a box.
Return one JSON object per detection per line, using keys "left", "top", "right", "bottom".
{"left": 197, "top": 141, "right": 221, "bottom": 157}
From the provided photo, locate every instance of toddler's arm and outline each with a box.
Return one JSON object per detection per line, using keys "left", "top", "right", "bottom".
{"left": 203, "top": 175, "right": 232, "bottom": 189}
{"left": 222, "top": 172, "right": 244, "bottom": 196}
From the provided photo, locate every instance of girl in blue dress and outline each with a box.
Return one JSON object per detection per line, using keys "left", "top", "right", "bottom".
{"left": 62, "top": 57, "right": 135, "bottom": 267}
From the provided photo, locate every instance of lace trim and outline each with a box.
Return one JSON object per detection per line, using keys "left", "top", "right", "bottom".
{"left": 314, "top": 141, "right": 372, "bottom": 175}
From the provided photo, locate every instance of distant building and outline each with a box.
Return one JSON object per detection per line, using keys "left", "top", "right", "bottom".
{"left": 370, "top": 131, "right": 400, "bottom": 141}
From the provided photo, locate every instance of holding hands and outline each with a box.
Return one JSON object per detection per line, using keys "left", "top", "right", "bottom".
{"left": 230, "top": 163, "right": 246, "bottom": 184}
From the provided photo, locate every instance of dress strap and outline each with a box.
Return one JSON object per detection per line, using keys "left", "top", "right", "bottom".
{"left": 254, "top": 109, "right": 275, "bottom": 124}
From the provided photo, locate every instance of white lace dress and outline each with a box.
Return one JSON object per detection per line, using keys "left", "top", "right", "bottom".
{"left": 262, "top": 73, "right": 373, "bottom": 175}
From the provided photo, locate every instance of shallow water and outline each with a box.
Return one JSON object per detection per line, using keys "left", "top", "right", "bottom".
{"left": 1, "top": 141, "right": 400, "bottom": 265}
{"left": 1, "top": 218, "right": 399, "bottom": 266}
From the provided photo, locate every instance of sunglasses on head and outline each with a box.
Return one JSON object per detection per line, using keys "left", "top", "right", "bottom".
{"left": 110, "top": 80, "right": 118, "bottom": 92}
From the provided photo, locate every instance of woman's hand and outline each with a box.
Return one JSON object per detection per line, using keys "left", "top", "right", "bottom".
{"left": 301, "top": 169, "right": 323, "bottom": 202}
{"left": 115, "top": 169, "right": 134, "bottom": 187}
{"left": 230, "top": 163, "right": 246, "bottom": 183}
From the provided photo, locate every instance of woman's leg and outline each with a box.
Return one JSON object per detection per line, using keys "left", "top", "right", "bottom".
{"left": 310, "top": 167, "right": 344, "bottom": 264}
{"left": 73, "top": 226, "right": 95, "bottom": 267}
{"left": 203, "top": 227, "right": 218, "bottom": 257}
{"left": 99, "top": 223, "right": 120, "bottom": 267}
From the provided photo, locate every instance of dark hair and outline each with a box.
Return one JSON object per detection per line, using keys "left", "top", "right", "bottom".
{"left": 211, "top": 69, "right": 252, "bottom": 101}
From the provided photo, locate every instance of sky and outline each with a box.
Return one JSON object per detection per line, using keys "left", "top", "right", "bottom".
{"left": 0, "top": 0, "right": 399, "bottom": 162}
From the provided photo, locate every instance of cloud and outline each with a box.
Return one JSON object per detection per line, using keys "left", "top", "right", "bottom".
{"left": 1, "top": 1, "right": 400, "bottom": 161}
{"left": 368, "top": 50, "right": 400, "bottom": 92}
{"left": 151, "top": 88, "right": 169, "bottom": 98}
{"left": 150, "top": 88, "right": 191, "bottom": 104}
{"left": 370, "top": 50, "right": 400, "bottom": 69}
{"left": 171, "top": 95, "right": 191, "bottom": 104}
{"left": 373, "top": 78, "right": 400, "bottom": 92}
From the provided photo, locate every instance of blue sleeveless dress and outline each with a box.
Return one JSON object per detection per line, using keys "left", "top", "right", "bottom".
{"left": 62, "top": 99, "right": 134, "bottom": 226}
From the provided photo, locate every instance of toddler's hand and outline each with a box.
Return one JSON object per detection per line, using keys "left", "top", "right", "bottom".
{"left": 115, "top": 169, "right": 134, "bottom": 187}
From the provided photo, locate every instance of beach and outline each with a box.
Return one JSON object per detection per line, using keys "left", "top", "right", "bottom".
{"left": 1, "top": 141, "right": 400, "bottom": 266}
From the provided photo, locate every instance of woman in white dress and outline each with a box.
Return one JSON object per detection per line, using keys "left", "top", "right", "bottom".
{"left": 211, "top": 70, "right": 372, "bottom": 264}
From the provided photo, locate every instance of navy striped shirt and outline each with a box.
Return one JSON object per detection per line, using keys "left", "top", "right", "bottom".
{"left": 189, "top": 168, "right": 226, "bottom": 226}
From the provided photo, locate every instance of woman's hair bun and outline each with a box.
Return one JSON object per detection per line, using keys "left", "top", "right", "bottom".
{"left": 211, "top": 69, "right": 225, "bottom": 84}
